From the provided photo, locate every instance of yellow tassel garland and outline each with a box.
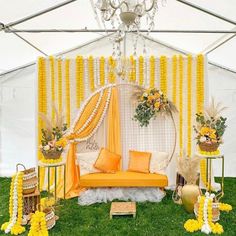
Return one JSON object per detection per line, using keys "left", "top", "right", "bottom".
{"left": 160, "top": 56, "right": 167, "bottom": 95}
{"left": 129, "top": 55, "right": 136, "bottom": 83}
{"left": 179, "top": 55, "right": 184, "bottom": 157}
{"left": 172, "top": 55, "right": 177, "bottom": 105}
{"left": 139, "top": 56, "right": 144, "bottom": 86}
{"left": 49, "top": 56, "right": 55, "bottom": 121}
{"left": 65, "top": 59, "right": 71, "bottom": 126}
{"left": 149, "top": 56, "right": 155, "bottom": 88}
{"left": 108, "top": 56, "right": 116, "bottom": 83}
{"left": 187, "top": 55, "right": 192, "bottom": 157}
{"left": 99, "top": 56, "right": 105, "bottom": 86}
{"left": 88, "top": 56, "right": 95, "bottom": 92}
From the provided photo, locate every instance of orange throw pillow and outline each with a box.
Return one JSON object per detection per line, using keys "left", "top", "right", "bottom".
{"left": 128, "top": 150, "right": 151, "bottom": 173}
{"left": 94, "top": 148, "right": 121, "bottom": 173}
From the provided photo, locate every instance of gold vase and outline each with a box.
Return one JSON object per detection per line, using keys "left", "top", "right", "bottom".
{"left": 181, "top": 184, "right": 200, "bottom": 213}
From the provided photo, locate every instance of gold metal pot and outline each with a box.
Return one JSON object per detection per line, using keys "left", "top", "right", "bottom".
{"left": 181, "top": 184, "right": 201, "bottom": 213}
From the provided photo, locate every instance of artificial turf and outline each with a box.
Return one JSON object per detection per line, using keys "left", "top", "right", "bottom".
{"left": 0, "top": 177, "right": 235, "bottom": 236}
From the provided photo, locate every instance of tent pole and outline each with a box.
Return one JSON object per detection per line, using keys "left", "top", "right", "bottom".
{"left": 5, "top": 29, "right": 236, "bottom": 34}
{"left": 176, "top": 0, "right": 236, "bottom": 26}
{"left": 11, "top": 31, "right": 48, "bottom": 56}
{"left": 0, "top": 0, "right": 77, "bottom": 32}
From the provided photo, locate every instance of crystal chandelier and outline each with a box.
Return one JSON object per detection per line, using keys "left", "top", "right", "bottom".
{"left": 96, "top": 0, "right": 158, "bottom": 37}
{"left": 94, "top": 0, "right": 160, "bottom": 79}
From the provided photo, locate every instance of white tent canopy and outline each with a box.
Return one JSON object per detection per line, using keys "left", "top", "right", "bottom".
{"left": 0, "top": 0, "right": 236, "bottom": 73}
{"left": 0, "top": 0, "right": 236, "bottom": 177}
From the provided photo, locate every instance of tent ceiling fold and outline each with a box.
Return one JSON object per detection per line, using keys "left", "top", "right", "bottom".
{"left": 0, "top": 0, "right": 236, "bottom": 74}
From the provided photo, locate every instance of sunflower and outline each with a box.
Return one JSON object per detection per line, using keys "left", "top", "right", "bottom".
{"left": 199, "top": 127, "right": 217, "bottom": 139}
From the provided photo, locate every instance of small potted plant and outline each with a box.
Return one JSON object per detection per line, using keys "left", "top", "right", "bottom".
{"left": 194, "top": 98, "right": 227, "bottom": 155}
{"left": 39, "top": 107, "right": 67, "bottom": 160}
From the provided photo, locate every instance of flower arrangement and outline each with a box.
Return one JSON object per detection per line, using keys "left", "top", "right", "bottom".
{"left": 1, "top": 172, "right": 26, "bottom": 235}
{"left": 194, "top": 98, "right": 227, "bottom": 155}
{"left": 28, "top": 211, "right": 48, "bottom": 236}
{"left": 184, "top": 192, "right": 232, "bottom": 234}
{"left": 133, "top": 88, "right": 176, "bottom": 127}
{"left": 39, "top": 106, "right": 67, "bottom": 160}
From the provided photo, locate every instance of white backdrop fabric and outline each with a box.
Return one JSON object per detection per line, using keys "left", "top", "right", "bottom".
{"left": 0, "top": 36, "right": 235, "bottom": 178}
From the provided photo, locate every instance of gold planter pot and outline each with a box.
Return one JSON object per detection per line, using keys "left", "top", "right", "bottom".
{"left": 181, "top": 184, "right": 201, "bottom": 213}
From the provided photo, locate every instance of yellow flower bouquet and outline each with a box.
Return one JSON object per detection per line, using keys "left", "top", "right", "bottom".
{"left": 194, "top": 98, "right": 227, "bottom": 153}
{"left": 133, "top": 88, "right": 176, "bottom": 127}
{"left": 39, "top": 106, "right": 68, "bottom": 160}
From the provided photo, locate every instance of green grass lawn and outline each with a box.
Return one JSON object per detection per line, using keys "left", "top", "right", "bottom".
{"left": 0, "top": 177, "right": 236, "bottom": 236}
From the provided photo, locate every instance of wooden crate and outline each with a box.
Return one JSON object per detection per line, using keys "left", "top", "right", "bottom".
{"left": 23, "top": 189, "right": 40, "bottom": 216}
{"left": 110, "top": 202, "right": 136, "bottom": 219}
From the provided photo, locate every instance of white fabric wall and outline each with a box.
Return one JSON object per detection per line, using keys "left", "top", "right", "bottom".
{"left": 0, "top": 37, "right": 235, "bottom": 177}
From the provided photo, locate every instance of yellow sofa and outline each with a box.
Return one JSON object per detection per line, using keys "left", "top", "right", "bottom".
{"left": 79, "top": 171, "right": 168, "bottom": 188}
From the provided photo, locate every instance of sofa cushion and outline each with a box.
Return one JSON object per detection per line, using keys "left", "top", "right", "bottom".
{"left": 80, "top": 171, "right": 168, "bottom": 187}
{"left": 94, "top": 148, "right": 121, "bottom": 173}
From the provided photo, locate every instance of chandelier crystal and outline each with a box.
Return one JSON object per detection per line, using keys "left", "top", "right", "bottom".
{"left": 94, "top": 0, "right": 160, "bottom": 80}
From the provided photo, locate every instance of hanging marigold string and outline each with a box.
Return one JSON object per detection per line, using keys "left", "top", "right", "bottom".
{"left": 57, "top": 58, "right": 63, "bottom": 113}
{"left": 179, "top": 55, "right": 184, "bottom": 157}
{"left": 129, "top": 55, "right": 136, "bottom": 83}
{"left": 108, "top": 56, "right": 116, "bottom": 83}
{"left": 149, "top": 56, "right": 155, "bottom": 88}
{"left": 187, "top": 55, "right": 192, "bottom": 157}
{"left": 38, "top": 57, "right": 47, "bottom": 190}
{"left": 79, "top": 56, "right": 84, "bottom": 102}
{"left": 172, "top": 55, "right": 177, "bottom": 105}
{"left": 88, "top": 56, "right": 95, "bottom": 92}
{"left": 49, "top": 56, "right": 55, "bottom": 121}
{"left": 99, "top": 56, "right": 105, "bottom": 86}
{"left": 65, "top": 59, "right": 71, "bottom": 126}
{"left": 139, "top": 56, "right": 144, "bottom": 86}
{"left": 76, "top": 56, "right": 81, "bottom": 108}
{"left": 160, "top": 56, "right": 167, "bottom": 95}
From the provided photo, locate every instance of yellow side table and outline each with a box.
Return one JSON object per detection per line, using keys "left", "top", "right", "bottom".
{"left": 196, "top": 152, "right": 224, "bottom": 200}
{"left": 38, "top": 160, "right": 66, "bottom": 200}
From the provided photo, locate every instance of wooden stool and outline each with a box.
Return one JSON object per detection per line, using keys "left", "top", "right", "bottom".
{"left": 110, "top": 202, "right": 136, "bottom": 219}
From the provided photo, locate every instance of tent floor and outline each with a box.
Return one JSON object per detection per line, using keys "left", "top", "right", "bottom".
{"left": 0, "top": 177, "right": 235, "bottom": 236}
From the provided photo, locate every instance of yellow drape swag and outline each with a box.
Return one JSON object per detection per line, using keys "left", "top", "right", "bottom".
{"left": 57, "top": 87, "right": 121, "bottom": 199}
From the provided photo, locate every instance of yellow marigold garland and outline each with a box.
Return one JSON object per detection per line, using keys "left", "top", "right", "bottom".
{"left": 149, "top": 56, "right": 155, "bottom": 88}
{"left": 79, "top": 56, "right": 84, "bottom": 102}
{"left": 184, "top": 194, "right": 230, "bottom": 234}
{"left": 28, "top": 211, "right": 48, "bottom": 236}
{"left": 179, "top": 55, "right": 184, "bottom": 157}
{"left": 38, "top": 57, "right": 46, "bottom": 189}
{"left": 1, "top": 172, "right": 25, "bottom": 235}
{"left": 49, "top": 56, "right": 55, "bottom": 121}
{"left": 99, "top": 56, "right": 105, "bottom": 86}
{"left": 76, "top": 56, "right": 81, "bottom": 108}
{"left": 108, "top": 56, "right": 116, "bottom": 83}
{"left": 196, "top": 54, "right": 208, "bottom": 189}
{"left": 88, "top": 56, "right": 95, "bottom": 91}
{"left": 187, "top": 55, "right": 192, "bottom": 157}
{"left": 160, "top": 56, "right": 167, "bottom": 95}
{"left": 172, "top": 55, "right": 177, "bottom": 105}
{"left": 139, "top": 56, "right": 144, "bottom": 86}
{"left": 57, "top": 58, "right": 62, "bottom": 113}
{"left": 129, "top": 55, "right": 136, "bottom": 83}
{"left": 65, "top": 59, "right": 71, "bottom": 127}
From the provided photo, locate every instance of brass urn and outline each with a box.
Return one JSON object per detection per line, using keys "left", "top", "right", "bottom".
{"left": 181, "top": 184, "right": 201, "bottom": 213}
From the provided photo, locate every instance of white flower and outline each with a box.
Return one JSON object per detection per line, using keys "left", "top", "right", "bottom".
{"left": 200, "top": 136, "right": 207, "bottom": 143}
{"left": 143, "top": 93, "right": 148, "bottom": 97}
{"left": 43, "top": 145, "right": 50, "bottom": 151}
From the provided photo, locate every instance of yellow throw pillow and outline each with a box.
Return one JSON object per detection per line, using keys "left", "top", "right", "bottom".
{"left": 94, "top": 148, "right": 121, "bottom": 173}
{"left": 128, "top": 150, "right": 151, "bottom": 173}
